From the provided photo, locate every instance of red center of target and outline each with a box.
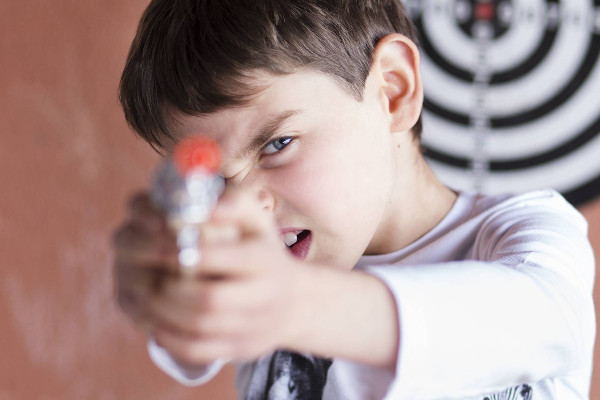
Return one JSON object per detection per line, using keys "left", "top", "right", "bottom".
{"left": 474, "top": 2, "right": 495, "bottom": 21}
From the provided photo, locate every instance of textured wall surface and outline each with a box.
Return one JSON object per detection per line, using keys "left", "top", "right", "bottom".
{"left": 0, "top": 1, "right": 597, "bottom": 399}
{"left": 0, "top": 1, "right": 236, "bottom": 399}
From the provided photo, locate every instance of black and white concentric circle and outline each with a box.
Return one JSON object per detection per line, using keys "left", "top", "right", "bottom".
{"left": 406, "top": 0, "right": 600, "bottom": 205}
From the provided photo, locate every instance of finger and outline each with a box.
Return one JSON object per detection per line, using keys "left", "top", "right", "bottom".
{"left": 144, "top": 276, "right": 218, "bottom": 336}
{"left": 149, "top": 298, "right": 254, "bottom": 338}
{"left": 113, "top": 223, "right": 180, "bottom": 270}
{"left": 128, "top": 192, "right": 166, "bottom": 232}
{"left": 198, "top": 238, "right": 278, "bottom": 277}
{"left": 199, "top": 221, "right": 240, "bottom": 246}
{"left": 159, "top": 276, "right": 270, "bottom": 313}
{"left": 114, "top": 263, "right": 167, "bottom": 331}
{"left": 153, "top": 328, "right": 237, "bottom": 365}
{"left": 154, "top": 327, "right": 271, "bottom": 364}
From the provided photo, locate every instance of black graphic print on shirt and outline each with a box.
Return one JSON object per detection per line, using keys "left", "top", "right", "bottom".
{"left": 246, "top": 350, "right": 332, "bottom": 400}
{"left": 481, "top": 384, "right": 532, "bottom": 400}
{"left": 245, "top": 353, "right": 532, "bottom": 400}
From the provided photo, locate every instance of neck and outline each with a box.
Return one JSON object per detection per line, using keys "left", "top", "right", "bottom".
{"left": 366, "top": 142, "right": 457, "bottom": 255}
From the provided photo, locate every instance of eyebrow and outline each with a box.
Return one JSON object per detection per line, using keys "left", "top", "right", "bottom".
{"left": 241, "top": 109, "right": 302, "bottom": 157}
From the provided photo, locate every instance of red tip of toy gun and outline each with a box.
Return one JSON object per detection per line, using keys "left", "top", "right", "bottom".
{"left": 174, "top": 136, "right": 221, "bottom": 175}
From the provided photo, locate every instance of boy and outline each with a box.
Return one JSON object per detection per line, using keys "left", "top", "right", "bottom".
{"left": 113, "top": 0, "right": 596, "bottom": 399}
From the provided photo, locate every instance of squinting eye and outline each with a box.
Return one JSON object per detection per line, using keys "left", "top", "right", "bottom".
{"left": 262, "top": 137, "right": 293, "bottom": 155}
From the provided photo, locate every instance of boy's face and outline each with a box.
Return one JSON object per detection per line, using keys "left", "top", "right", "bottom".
{"left": 168, "top": 70, "right": 416, "bottom": 269}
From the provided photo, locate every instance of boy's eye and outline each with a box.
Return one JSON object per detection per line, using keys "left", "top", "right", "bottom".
{"left": 262, "top": 137, "right": 293, "bottom": 155}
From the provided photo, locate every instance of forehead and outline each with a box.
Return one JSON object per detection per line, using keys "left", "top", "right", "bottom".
{"left": 166, "top": 70, "right": 355, "bottom": 153}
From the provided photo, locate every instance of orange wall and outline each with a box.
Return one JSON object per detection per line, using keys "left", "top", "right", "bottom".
{"left": 581, "top": 202, "right": 600, "bottom": 399}
{"left": 0, "top": 1, "right": 235, "bottom": 399}
{"left": 0, "top": 1, "right": 598, "bottom": 399}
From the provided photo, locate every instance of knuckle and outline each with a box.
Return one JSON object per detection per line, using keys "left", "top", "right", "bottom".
{"left": 116, "top": 290, "right": 135, "bottom": 313}
{"left": 116, "top": 291, "right": 152, "bottom": 327}
{"left": 191, "top": 315, "right": 209, "bottom": 333}
{"left": 128, "top": 192, "right": 150, "bottom": 211}
{"left": 112, "top": 224, "right": 146, "bottom": 255}
{"left": 129, "top": 193, "right": 164, "bottom": 226}
{"left": 199, "top": 283, "right": 230, "bottom": 311}
{"left": 164, "top": 341, "right": 195, "bottom": 363}
{"left": 187, "top": 341, "right": 216, "bottom": 363}
{"left": 199, "top": 287, "right": 220, "bottom": 311}
{"left": 111, "top": 224, "right": 131, "bottom": 247}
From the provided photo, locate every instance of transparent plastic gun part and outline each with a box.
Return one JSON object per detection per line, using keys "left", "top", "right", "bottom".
{"left": 151, "top": 160, "right": 225, "bottom": 276}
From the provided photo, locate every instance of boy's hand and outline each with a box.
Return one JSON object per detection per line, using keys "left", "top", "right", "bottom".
{"left": 113, "top": 188, "right": 399, "bottom": 370}
{"left": 113, "top": 188, "right": 303, "bottom": 366}
{"left": 152, "top": 187, "right": 304, "bottom": 365}
{"left": 113, "top": 192, "right": 179, "bottom": 333}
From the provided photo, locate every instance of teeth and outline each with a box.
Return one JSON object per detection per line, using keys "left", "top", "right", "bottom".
{"left": 284, "top": 232, "right": 298, "bottom": 247}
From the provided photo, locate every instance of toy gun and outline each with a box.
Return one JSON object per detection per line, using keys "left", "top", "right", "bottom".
{"left": 151, "top": 137, "right": 224, "bottom": 276}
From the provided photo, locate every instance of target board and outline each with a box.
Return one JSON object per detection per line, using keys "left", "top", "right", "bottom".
{"left": 405, "top": 0, "right": 600, "bottom": 205}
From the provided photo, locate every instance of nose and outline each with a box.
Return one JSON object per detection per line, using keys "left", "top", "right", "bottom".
{"left": 257, "top": 188, "right": 275, "bottom": 212}
{"left": 222, "top": 166, "right": 275, "bottom": 212}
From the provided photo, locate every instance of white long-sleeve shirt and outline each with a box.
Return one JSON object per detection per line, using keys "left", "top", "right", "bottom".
{"left": 149, "top": 189, "right": 596, "bottom": 400}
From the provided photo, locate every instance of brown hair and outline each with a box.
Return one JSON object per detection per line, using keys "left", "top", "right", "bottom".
{"left": 119, "top": 0, "right": 422, "bottom": 151}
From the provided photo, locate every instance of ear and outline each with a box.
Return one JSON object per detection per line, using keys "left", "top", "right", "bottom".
{"left": 369, "top": 33, "right": 423, "bottom": 132}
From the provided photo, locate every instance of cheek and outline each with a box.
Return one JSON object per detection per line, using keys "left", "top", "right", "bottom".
{"left": 274, "top": 156, "right": 350, "bottom": 217}
{"left": 275, "top": 148, "right": 381, "bottom": 231}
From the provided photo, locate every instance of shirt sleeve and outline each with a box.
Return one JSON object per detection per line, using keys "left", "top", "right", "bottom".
{"left": 363, "top": 192, "right": 596, "bottom": 399}
{"left": 147, "top": 338, "right": 226, "bottom": 386}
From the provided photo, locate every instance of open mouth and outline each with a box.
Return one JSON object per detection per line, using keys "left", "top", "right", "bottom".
{"left": 282, "top": 230, "right": 312, "bottom": 259}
